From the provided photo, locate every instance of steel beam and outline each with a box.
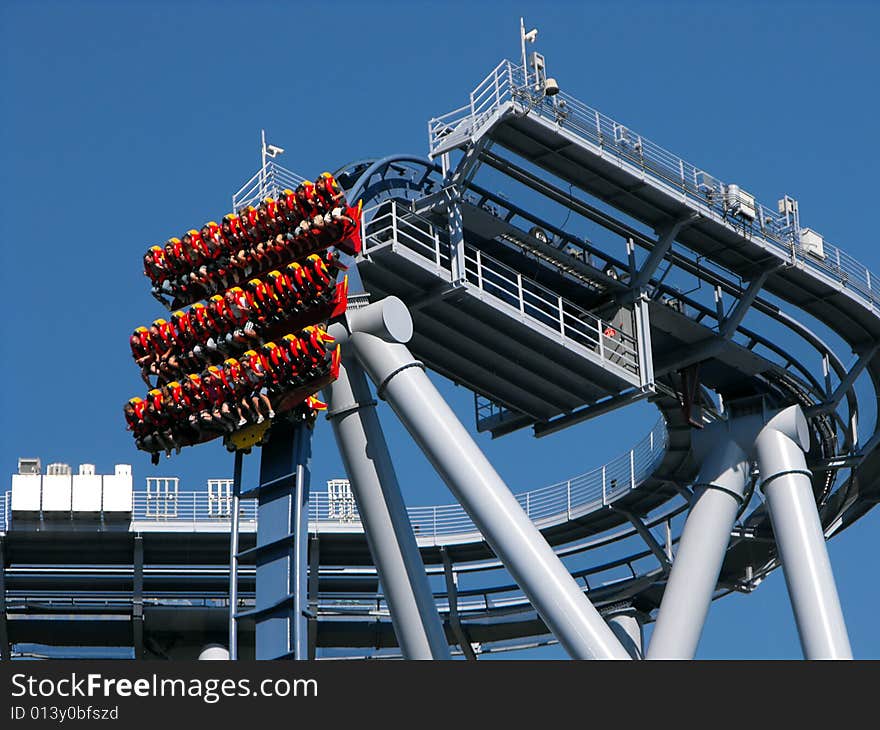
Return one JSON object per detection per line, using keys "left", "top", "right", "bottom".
{"left": 656, "top": 270, "right": 771, "bottom": 375}
{"left": 228, "top": 450, "right": 243, "bottom": 660}
{"left": 133, "top": 535, "right": 144, "bottom": 660}
{"left": 441, "top": 547, "right": 476, "bottom": 660}
{"left": 805, "top": 344, "right": 879, "bottom": 417}
{"left": 647, "top": 425, "right": 750, "bottom": 659}
{"left": 717, "top": 270, "right": 771, "bottom": 339}
{"left": 323, "top": 348, "right": 450, "bottom": 660}
{"left": 252, "top": 420, "right": 311, "bottom": 660}
{"left": 630, "top": 218, "right": 692, "bottom": 292}
{"left": 533, "top": 388, "right": 651, "bottom": 438}
{"left": 614, "top": 509, "right": 672, "bottom": 572}
{"left": 0, "top": 536, "right": 9, "bottom": 660}
{"left": 307, "top": 535, "right": 319, "bottom": 660}
{"left": 347, "top": 297, "right": 630, "bottom": 660}
{"left": 605, "top": 605, "right": 644, "bottom": 659}
{"left": 754, "top": 407, "right": 852, "bottom": 659}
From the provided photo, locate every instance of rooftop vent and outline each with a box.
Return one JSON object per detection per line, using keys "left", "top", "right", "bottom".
{"left": 46, "top": 463, "right": 72, "bottom": 476}
{"left": 17, "top": 457, "right": 41, "bottom": 475}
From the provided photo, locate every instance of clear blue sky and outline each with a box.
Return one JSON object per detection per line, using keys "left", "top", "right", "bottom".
{"left": 2, "top": 0, "right": 879, "bottom": 659}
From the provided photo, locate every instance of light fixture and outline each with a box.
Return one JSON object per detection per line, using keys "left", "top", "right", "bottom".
{"left": 544, "top": 77, "right": 559, "bottom": 96}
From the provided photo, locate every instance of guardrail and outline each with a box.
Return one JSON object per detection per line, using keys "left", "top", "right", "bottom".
{"left": 125, "top": 419, "right": 666, "bottom": 540}
{"left": 362, "top": 199, "right": 640, "bottom": 377}
{"left": 428, "top": 60, "right": 880, "bottom": 311}
{"left": 232, "top": 159, "right": 305, "bottom": 211}
{"left": 2, "top": 420, "right": 666, "bottom": 541}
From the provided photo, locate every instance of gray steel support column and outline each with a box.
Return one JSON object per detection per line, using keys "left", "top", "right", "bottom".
{"left": 0, "top": 536, "right": 9, "bottom": 660}
{"left": 307, "top": 535, "right": 319, "bottom": 660}
{"left": 133, "top": 535, "right": 144, "bottom": 660}
{"left": 348, "top": 297, "right": 630, "bottom": 660}
{"left": 291, "top": 426, "right": 310, "bottom": 661}
{"left": 323, "top": 349, "right": 450, "bottom": 659}
{"left": 605, "top": 606, "right": 644, "bottom": 660}
{"left": 647, "top": 424, "right": 750, "bottom": 659}
{"left": 253, "top": 420, "right": 311, "bottom": 660}
{"left": 228, "top": 450, "right": 243, "bottom": 661}
{"left": 441, "top": 547, "right": 477, "bottom": 660}
{"left": 755, "top": 407, "right": 852, "bottom": 659}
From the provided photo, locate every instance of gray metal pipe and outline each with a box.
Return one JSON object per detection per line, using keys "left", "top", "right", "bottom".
{"left": 228, "top": 450, "right": 243, "bottom": 661}
{"left": 606, "top": 607, "right": 644, "bottom": 659}
{"left": 647, "top": 426, "right": 750, "bottom": 659}
{"left": 348, "top": 297, "right": 630, "bottom": 660}
{"left": 754, "top": 407, "right": 852, "bottom": 659}
{"left": 323, "top": 348, "right": 451, "bottom": 659}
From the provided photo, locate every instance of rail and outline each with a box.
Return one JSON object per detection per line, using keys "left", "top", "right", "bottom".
{"left": 429, "top": 60, "right": 880, "bottom": 311}
{"left": 362, "top": 199, "right": 640, "bottom": 377}
{"left": 5, "top": 421, "right": 666, "bottom": 541}
{"left": 131, "top": 419, "right": 665, "bottom": 538}
{"left": 232, "top": 159, "right": 305, "bottom": 211}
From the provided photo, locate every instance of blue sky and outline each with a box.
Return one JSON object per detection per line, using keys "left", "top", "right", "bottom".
{"left": 2, "top": 0, "right": 879, "bottom": 659}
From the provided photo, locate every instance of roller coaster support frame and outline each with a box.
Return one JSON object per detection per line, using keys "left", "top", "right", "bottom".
{"left": 347, "top": 296, "right": 630, "bottom": 660}
{"left": 647, "top": 423, "right": 750, "bottom": 659}
{"left": 605, "top": 604, "right": 644, "bottom": 660}
{"left": 228, "top": 450, "right": 243, "bottom": 661}
{"left": 648, "top": 404, "right": 851, "bottom": 659}
{"left": 1, "top": 536, "right": 10, "bottom": 660}
{"left": 323, "top": 346, "right": 451, "bottom": 660}
{"left": 249, "top": 420, "right": 311, "bottom": 660}
{"left": 754, "top": 407, "right": 852, "bottom": 659}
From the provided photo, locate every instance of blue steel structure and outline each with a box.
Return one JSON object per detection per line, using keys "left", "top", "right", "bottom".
{"left": 3, "top": 37, "right": 880, "bottom": 659}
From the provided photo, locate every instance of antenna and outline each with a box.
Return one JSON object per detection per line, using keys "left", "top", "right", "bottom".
{"left": 520, "top": 17, "right": 538, "bottom": 84}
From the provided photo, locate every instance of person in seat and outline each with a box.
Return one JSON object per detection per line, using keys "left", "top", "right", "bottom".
{"left": 201, "top": 367, "right": 238, "bottom": 432}
{"left": 240, "top": 349, "right": 275, "bottom": 422}
{"left": 130, "top": 326, "right": 157, "bottom": 386}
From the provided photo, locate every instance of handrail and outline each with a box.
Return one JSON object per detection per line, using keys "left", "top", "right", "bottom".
{"left": 362, "top": 200, "right": 641, "bottom": 378}
{"left": 133, "top": 418, "right": 666, "bottom": 538}
{"left": 231, "top": 160, "right": 305, "bottom": 211}
{"left": 4, "top": 420, "right": 666, "bottom": 541}
{"left": 428, "top": 59, "right": 880, "bottom": 313}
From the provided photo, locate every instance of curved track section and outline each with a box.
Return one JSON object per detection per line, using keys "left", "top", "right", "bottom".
{"left": 310, "top": 78, "right": 880, "bottom": 651}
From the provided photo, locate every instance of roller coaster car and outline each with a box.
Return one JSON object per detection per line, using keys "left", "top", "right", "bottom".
{"left": 225, "top": 396, "right": 328, "bottom": 451}
{"left": 132, "top": 277, "right": 349, "bottom": 375}
{"left": 261, "top": 275, "right": 349, "bottom": 342}
{"left": 132, "top": 346, "right": 341, "bottom": 457}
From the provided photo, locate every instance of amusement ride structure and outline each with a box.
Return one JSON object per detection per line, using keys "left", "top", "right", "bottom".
{"left": 2, "top": 24, "right": 879, "bottom": 660}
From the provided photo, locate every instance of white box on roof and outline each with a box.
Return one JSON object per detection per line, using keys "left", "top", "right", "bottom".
{"left": 11, "top": 474, "right": 41, "bottom": 511}
{"left": 72, "top": 474, "right": 102, "bottom": 511}
{"left": 42, "top": 474, "right": 72, "bottom": 512}
{"left": 800, "top": 228, "right": 825, "bottom": 259}
{"left": 103, "top": 472, "right": 133, "bottom": 513}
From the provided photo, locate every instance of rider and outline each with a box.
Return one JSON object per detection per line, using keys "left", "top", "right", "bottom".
{"left": 240, "top": 349, "right": 275, "bottom": 422}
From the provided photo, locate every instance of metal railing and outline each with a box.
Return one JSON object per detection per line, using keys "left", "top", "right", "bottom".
{"left": 232, "top": 160, "right": 306, "bottom": 211}
{"left": 362, "top": 199, "right": 640, "bottom": 377}
{"left": 428, "top": 60, "right": 880, "bottom": 312}
{"left": 0, "top": 422, "right": 668, "bottom": 539}
{"left": 123, "top": 419, "right": 668, "bottom": 540}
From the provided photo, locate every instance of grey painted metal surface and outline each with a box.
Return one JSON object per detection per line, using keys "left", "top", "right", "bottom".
{"left": 606, "top": 607, "right": 644, "bottom": 660}
{"left": 754, "top": 408, "right": 852, "bottom": 659}
{"left": 253, "top": 421, "right": 311, "bottom": 660}
{"left": 347, "top": 297, "right": 630, "bottom": 659}
{"left": 647, "top": 425, "right": 750, "bottom": 659}
{"left": 323, "top": 348, "right": 450, "bottom": 659}
{"left": 228, "top": 451, "right": 243, "bottom": 661}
